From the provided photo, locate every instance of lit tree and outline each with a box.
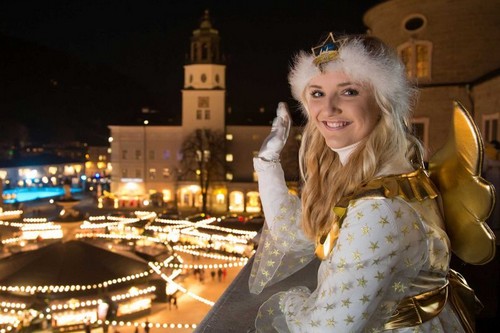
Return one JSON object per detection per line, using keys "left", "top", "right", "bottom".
{"left": 179, "top": 129, "right": 226, "bottom": 213}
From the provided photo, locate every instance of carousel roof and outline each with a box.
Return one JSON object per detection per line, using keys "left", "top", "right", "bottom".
{"left": 0, "top": 240, "right": 150, "bottom": 286}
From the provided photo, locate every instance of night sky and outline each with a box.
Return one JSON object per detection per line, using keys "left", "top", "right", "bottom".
{"left": 0, "top": 0, "right": 382, "bottom": 145}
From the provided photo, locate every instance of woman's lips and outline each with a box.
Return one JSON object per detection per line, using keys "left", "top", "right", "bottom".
{"left": 323, "top": 121, "right": 351, "bottom": 129}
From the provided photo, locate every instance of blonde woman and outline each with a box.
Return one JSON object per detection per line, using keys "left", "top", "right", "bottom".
{"left": 250, "top": 34, "right": 474, "bottom": 332}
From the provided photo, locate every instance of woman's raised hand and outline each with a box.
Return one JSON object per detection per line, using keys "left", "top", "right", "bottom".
{"left": 258, "top": 102, "right": 291, "bottom": 162}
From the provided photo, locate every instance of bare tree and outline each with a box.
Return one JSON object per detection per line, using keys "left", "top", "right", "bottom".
{"left": 179, "top": 129, "right": 226, "bottom": 213}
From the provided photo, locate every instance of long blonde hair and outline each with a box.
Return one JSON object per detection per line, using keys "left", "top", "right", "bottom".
{"left": 295, "top": 35, "right": 421, "bottom": 240}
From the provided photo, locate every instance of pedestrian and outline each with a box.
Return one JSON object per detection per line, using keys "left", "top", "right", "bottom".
{"left": 84, "top": 319, "right": 91, "bottom": 333}
{"left": 172, "top": 294, "right": 178, "bottom": 309}
{"left": 210, "top": 270, "right": 216, "bottom": 281}
{"left": 199, "top": 269, "right": 205, "bottom": 284}
{"left": 134, "top": 326, "right": 139, "bottom": 333}
{"left": 166, "top": 294, "right": 172, "bottom": 310}
{"left": 248, "top": 33, "right": 488, "bottom": 332}
{"left": 144, "top": 319, "right": 150, "bottom": 333}
{"left": 222, "top": 268, "right": 227, "bottom": 281}
{"left": 217, "top": 267, "right": 222, "bottom": 282}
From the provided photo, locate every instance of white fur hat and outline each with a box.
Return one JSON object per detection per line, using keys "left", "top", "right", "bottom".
{"left": 288, "top": 35, "right": 413, "bottom": 118}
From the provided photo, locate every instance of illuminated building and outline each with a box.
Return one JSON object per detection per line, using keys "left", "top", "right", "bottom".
{"left": 107, "top": 11, "right": 301, "bottom": 216}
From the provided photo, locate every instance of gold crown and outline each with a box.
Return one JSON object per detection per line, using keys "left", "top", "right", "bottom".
{"left": 312, "top": 33, "right": 341, "bottom": 66}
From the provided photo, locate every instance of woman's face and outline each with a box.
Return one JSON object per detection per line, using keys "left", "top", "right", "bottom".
{"left": 305, "top": 70, "right": 381, "bottom": 149}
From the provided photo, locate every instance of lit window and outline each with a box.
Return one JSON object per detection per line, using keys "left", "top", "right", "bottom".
{"left": 398, "top": 40, "right": 432, "bottom": 81}
{"left": 226, "top": 173, "right": 233, "bottom": 180}
{"left": 229, "top": 191, "right": 244, "bottom": 212}
{"left": 149, "top": 168, "right": 156, "bottom": 180}
{"left": 226, "top": 133, "right": 233, "bottom": 140}
{"left": 48, "top": 166, "right": 58, "bottom": 175}
{"left": 162, "top": 189, "right": 172, "bottom": 202}
{"left": 215, "top": 191, "right": 225, "bottom": 204}
{"left": 226, "top": 154, "right": 233, "bottom": 162}
{"left": 483, "top": 113, "right": 499, "bottom": 143}
{"left": 135, "top": 150, "right": 142, "bottom": 160}
{"left": 163, "top": 168, "right": 170, "bottom": 179}
{"left": 196, "top": 110, "right": 202, "bottom": 120}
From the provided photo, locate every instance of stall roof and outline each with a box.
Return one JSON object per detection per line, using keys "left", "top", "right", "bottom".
{"left": 0, "top": 240, "right": 150, "bottom": 287}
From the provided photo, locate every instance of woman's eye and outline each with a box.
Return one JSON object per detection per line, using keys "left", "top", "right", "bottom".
{"left": 342, "top": 88, "right": 359, "bottom": 96}
{"left": 310, "top": 90, "right": 324, "bottom": 98}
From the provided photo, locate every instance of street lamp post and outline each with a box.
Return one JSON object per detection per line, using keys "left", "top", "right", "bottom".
{"left": 143, "top": 120, "right": 148, "bottom": 205}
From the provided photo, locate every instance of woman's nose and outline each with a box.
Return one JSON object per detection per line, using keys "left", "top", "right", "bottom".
{"left": 326, "top": 96, "right": 341, "bottom": 114}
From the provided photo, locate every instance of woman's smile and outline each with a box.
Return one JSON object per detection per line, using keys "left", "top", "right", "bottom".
{"left": 306, "top": 70, "right": 380, "bottom": 149}
{"left": 323, "top": 120, "right": 352, "bottom": 129}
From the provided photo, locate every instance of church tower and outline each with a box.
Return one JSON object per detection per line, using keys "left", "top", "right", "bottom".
{"left": 182, "top": 10, "right": 226, "bottom": 133}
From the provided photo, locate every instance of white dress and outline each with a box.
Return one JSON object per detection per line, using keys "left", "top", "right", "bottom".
{"left": 249, "top": 158, "right": 466, "bottom": 333}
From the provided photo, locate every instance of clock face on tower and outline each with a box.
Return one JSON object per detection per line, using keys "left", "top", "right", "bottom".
{"left": 201, "top": 74, "right": 207, "bottom": 83}
{"left": 198, "top": 97, "right": 209, "bottom": 108}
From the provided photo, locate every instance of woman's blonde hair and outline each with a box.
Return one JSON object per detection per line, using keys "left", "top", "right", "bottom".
{"left": 291, "top": 35, "right": 421, "bottom": 239}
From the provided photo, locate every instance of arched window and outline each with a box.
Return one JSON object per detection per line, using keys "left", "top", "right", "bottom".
{"left": 398, "top": 40, "right": 432, "bottom": 81}
{"left": 229, "top": 191, "right": 244, "bottom": 212}
{"left": 246, "top": 191, "right": 261, "bottom": 213}
{"left": 202, "top": 43, "right": 209, "bottom": 61}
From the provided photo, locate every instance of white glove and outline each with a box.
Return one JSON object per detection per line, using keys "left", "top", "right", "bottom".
{"left": 258, "top": 102, "right": 291, "bottom": 162}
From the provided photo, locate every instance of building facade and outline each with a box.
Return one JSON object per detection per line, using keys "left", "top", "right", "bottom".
{"left": 108, "top": 11, "right": 299, "bottom": 214}
{"left": 364, "top": 0, "right": 500, "bottom": 157}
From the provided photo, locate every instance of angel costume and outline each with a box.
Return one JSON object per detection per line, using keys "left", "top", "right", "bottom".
{"left": 249, "top": 33, "right": 493, "bottom": 333}
{"left": 249, "top": 158, "right": 468, "bottom": 333}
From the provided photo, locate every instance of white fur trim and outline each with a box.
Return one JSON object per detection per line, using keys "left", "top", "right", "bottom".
{"left": 288, "top": 37, "right": 410, "bottom": 117}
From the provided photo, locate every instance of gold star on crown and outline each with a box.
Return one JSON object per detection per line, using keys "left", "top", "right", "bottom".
{"left": 312, "top": 33, "right": 341, "bottom": 66}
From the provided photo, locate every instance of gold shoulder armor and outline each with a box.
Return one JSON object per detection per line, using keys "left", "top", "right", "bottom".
{"left": 429, "top": 101, "right": 496, "bottom": 265}
{"left": 316, "top": 169, "right": 437, "bottom": 260}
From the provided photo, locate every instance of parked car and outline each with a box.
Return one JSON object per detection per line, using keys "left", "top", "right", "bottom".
{"left": 186, "top": 213, "right": 210, "bottom": 222}
{"left": 221, "top": 214, "right": 246, "bottom": 223}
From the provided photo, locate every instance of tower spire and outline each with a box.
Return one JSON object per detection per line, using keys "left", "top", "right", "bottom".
{"left": 188, "top": 9, "right": 222, "bottom": 64}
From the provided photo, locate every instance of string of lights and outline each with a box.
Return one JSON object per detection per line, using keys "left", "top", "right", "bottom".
{"left": 0, "top": 208, "right": 255, "bottom": 331}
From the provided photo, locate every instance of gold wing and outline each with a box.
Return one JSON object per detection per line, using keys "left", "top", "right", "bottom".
{"left": 429, "top": 101, "right": 496, "bottom": 265}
